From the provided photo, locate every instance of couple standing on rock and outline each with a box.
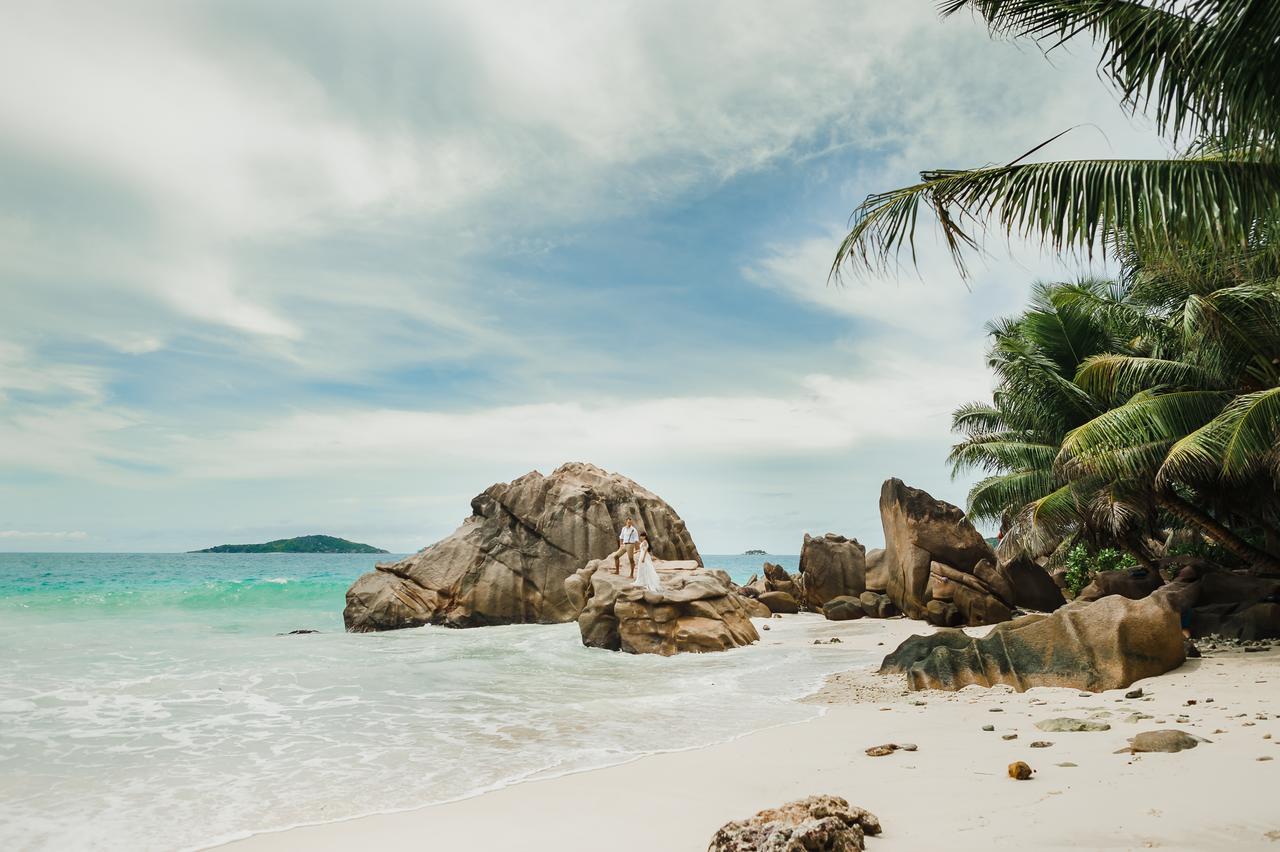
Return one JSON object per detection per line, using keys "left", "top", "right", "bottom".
{"left": 613, "top": 517, "right": 664, "bottom": 594}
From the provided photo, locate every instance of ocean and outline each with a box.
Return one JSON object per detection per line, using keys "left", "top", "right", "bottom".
{"left": 0, "top": 553, "right": 876, "bottom": 851}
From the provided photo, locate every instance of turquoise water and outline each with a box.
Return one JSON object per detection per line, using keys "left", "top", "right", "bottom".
{"left": 0, "top": 552, "right": 862, "bottom": 852}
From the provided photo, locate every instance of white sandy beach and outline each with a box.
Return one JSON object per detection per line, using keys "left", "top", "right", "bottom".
{"left": 218, "top": 616, "right": 1280, "bottom": 852}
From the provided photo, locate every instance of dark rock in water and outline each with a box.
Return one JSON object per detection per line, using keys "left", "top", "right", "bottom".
{"left": 877, "top": 478, "right": 1014, "bottom": 625}
{"left": 758, "top": 590, "right": 800, "bottom": 614}
{"left": 1127, "top": 730, "right": 1206, "bottom": 753}
{"left": 344, "top": 463, "right": 700, "bottom": 632}
{"left": 799, "top": 533, "right": 867, "bottom": 610}
{"left": 570, "top": 563, "right": 757, "bottom": 655}
{"left": 279, "top": 629, "right": 320, "bottom": 635}
{"left": 879, "top": 595, "right": 1185, "bottom": 692}
{"left": 709, "top": 795, "right": 881, "bottom": 852}
{"left": 822, "top": 595, "right": 865, "bottom": 621}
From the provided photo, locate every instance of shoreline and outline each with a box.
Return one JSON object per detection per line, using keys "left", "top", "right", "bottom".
{"left": 216, "top": 617, "right": 1280, "bottom": 852}
{"left": 201, "top": 612, "right": 876, "bottom": 852}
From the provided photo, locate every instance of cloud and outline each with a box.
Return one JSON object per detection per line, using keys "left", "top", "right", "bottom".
{"left": 0, "top": 530, "right": 88, "bottom": 540}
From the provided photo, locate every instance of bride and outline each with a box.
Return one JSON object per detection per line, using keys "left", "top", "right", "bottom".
{"left": 633, "top": 532, "right": 664, "bottom": 593}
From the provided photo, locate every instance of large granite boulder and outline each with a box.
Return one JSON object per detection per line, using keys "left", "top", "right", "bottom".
{"left": 1155, "top": 570, "right": 1280, "bottom": 640}
{"left": 759, "top": 590, "right": 800, "bottom": 614}
{"left": 762, "top": 561, "right": 800, "bottom": 599}
{"left": 1078, "top": 567, "right": 1164, "bottom": 602}
{"left": 1001, "top": 552, "right": 1066, "bottom": 612}
{"left": 344, "top": 463, "right": 700, "bottom": 632}
{"left": 822, "top": 595, "right": 864, "bottom": 621}
{"left": 864, "top": 548, "right": 888, "bottom": 592}
{"left": 879, "top": 594, "right": 1185, "bottom": 692}
{"left": 709, "top": 795, "right": 881, "bottom": 852}
{"left": 878, "top": 479, "right": 1012, "bottom": 625}
{"left": 798, "top": 533, "right": 866, "bottom": 610}
{"left": 571, "top": 561, "right": 759, "bottom": 655}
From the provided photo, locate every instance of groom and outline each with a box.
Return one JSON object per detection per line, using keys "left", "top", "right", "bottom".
{"left": 614, "top": 516, "right": 640, "bottom": 577}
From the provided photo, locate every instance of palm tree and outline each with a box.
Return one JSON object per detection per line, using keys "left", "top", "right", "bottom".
{"left": 1062, "top": 277, "right": 1280, "bottom": 570}
{"left": 950, "top": 279, "right": 1163, "bottom": 563}
{"left": 831, "top": 1, "right": 1280, "bottom": 280}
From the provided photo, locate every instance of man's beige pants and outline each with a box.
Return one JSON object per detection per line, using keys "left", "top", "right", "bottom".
{"left": 614, "top": 542, "right": 637, "bottom": 573}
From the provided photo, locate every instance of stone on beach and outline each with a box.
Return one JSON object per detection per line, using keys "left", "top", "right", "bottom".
{"left": 799, "top": 532, "right": 867, "bottom": 610}
{"left": 1008, "top": 761, "right": 1033, "bottom": 780}
{"left": 709, "top": 795, "right": 881, "bottom": 852}
{"left": 571, "top": 562, "right": 758, "bottom": 655}
{"left": 759, "top": 590, "right": 801, "bottom": 615}
{"left": 1035, "top": 718, "right": 1111, "bottom": 732}
{"left": 822, "top": 595, "right": 865, "bottom": 621}
{"left": 878, "top": 594, "right": 1186, "bottom": 692}
{"left": 1126, "top": 730, "right": 1207, "bottom": 753}
{"left": 344, "top": 462, "right": 700, "bottom": 632}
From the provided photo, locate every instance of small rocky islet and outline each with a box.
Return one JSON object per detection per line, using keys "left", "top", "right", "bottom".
{"left": 340, "top": 461, "right": 1279, "bottom": 694}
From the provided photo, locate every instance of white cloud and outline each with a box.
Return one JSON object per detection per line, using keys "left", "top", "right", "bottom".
{"left": 0, "top": 530, "right": 88, "bottom": 540}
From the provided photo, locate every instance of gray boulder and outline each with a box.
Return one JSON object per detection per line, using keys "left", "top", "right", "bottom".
{"left": 571, "top": 562, "right": 758, "bottom": 655}
{"left": 344, "top": 463, "right": 700, "bottom": 631}
{"left": 878, "top": 478, "right": 1013, "bottom": 625}
{"left": 798, "top": 533, "right": 866, "bottom": 610}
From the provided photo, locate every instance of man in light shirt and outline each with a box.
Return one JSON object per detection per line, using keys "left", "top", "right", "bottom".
{"left": 615, "top": 517, "right": 640, "bottom": 577}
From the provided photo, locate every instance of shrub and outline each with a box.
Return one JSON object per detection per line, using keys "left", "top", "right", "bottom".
{"left": 1062, "top": 544, "right": 1137, "bottom": 596}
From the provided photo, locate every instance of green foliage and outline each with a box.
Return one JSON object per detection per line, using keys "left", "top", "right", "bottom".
{"left": 193, "top": 535, "right": 388, "bottom": 554}
{"left": 833, "top": 0, "right": 1280, "bottom": 279}
{"left": 1062, "top": 543, "right": 1137, "bottom": 596}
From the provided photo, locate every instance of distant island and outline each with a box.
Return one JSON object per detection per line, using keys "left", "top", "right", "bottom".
{"left": 192, "top": 535, "right": 389, "bottom": 554}
{"left": 743, "top": 549, "right": 767, "bottom": 555}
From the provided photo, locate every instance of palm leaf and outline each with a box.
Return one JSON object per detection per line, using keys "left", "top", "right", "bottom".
{"left": 940, "top": 0, "right": 1280, "bottom": 146}
{"left": 833, "top": 156, "right": 1280, "bottom": 278}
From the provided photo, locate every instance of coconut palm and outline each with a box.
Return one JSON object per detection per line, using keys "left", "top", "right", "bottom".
{"left": 832, "top": 0, "right": 1280, "bottom": 279}
{"left": 950, "top": 279, "right": 1163, "bottom": 561}
{"left": 1062, "top": 277, "right": 1280, "bottom": 569}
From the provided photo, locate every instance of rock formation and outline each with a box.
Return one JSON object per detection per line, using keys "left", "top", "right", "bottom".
{"left": 569, "top": 561, "right": 759, "bottom": 655}
{"left": 344, "top": 463, "right": 700, "bottom": 632}
{"left": 1000, "top": 552, "right": 1067, "bottom": 612}
{"left": 709, "top": 795, "right": 881, "bottom": 852}
{"left": 879, "top": 594, "right": 1185, "bottom": 692}
{"left": 821, "top": 595, "right": 864, "bottom": 621}
{"left": 798, "top": 533, "right": 866, "bottom": 610}
{"left": 758, "top": 590, "right": 800, "bottom": 614}
{"left": 877, "top": 478, "right": 1013, "bottom": 625}
{"left": 1154, "top": 568, "right": 1280, "bottom": 640}
{"left": 864, "top": 548, "right": 887, "bottom": 592}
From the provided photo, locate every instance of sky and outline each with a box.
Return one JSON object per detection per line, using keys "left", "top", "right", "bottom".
{"left": 0, "top": 0, "right": 1170, "bottom": 553}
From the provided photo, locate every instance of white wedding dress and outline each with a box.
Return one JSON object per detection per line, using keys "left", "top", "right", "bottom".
{"left": 633, "top": 542, "right": 664, "bottom": 593}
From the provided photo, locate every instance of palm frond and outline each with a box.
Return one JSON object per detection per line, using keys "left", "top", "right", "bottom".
{"left": 940, "top": 0, "right": 1280, "bottom": 146}
{"left": 833, "top": 156, "right": 1280, "bottom": 278}
{"left": 1075, "top": 353, "right": 1218, "bottom": 401}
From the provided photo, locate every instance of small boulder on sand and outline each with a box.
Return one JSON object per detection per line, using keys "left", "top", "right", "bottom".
{"left": 1008, "top": 761, "right": 1033, "bottom": 780}
{"left": 822, "top": 595, "right": 865, "bottom": 621}
{"left": 709, "top": 795, "right": 881, "bottom": 852}
{"left": 1036, "top": 718, "right": 1111, "bottom": 732}
{"left": 1126, "top": 730, "right": 1208, "bottom": 753}
{"left": 759, "top": 590, "right": 800, "bottom": 614}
